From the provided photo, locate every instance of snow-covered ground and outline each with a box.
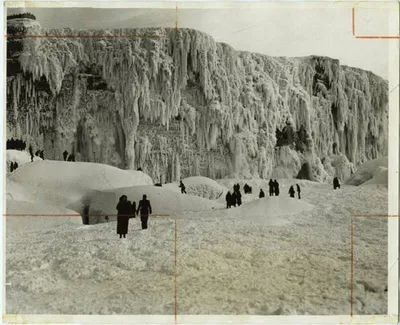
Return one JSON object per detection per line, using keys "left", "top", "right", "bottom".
{"left": 5, "top": 157, "right": 388, "bottom": 315}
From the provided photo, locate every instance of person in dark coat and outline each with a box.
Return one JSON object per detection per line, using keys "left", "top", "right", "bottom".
{"left": 63, "top": 150, "right": 68, "bottom": 161}
{"left": 14, "top": 162, "right": 18, "bottom": 171}
{"left": 226, "top": 191, "right": 232, "bottom": 208}
{"left": 127, "top": 200, "right": 136, "bottom": 219}
{"left": 10, "top": 162, "right": 14, "bottom": 172}
{"left": 333, "top": 177, "right": 340, "bottom": 190}
{"left": 179, "top": 181, "right": 187, "bottom": 194}
{"left": 236, "top": 190, "right": 242, "bottom": 206}
{"left": 288, "top": 185, "right": 295, "bottom": 198}
{"left": 29, "top": 145, "right": 34, "bottom": 162}
{"left": 268, "top": 179, "right": 274, "bottom": 196}
{"left": 230, "top": 191, "right": 237, "bottom": 207}
{"left": 35, "top": 150, "right": 40, "bottom": 156}
{"left": 296, "top": 184, "right": 301, "bottom": 199}
{"left": 137, "top": 194, "right": 152, "bottom": 230}
{"left": 116, "top": 195, "right": 130, "bottom": 238}
{"left": 274, "top": 180, "right": 280, "bottom": 196}
{"left": 259, "top": 189, "right": 265, "bottom": 198}
{"left": 39, "top": 150, "right": 44, "bottom": 160}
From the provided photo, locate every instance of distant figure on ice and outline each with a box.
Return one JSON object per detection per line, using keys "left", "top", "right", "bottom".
{"left": 127, "top": 199, "right": 136, "bottom": 219}
{"left": 137, "top": 194, "right": 152, "bottom": 230}
{"left": 10, "top": 162, "right": 14, "bottom": 172}
{"left": 235, "top": 189, "right": 242, "bottom": 206}
{"left": 268, "top": 179, "right": 274, "bottom": 196}
{"left": 14, "top": 162, "right": 18, "bottom": 171}
{"left": 179, "top": 180, "right": 187, "bottom": 194}
{"left": 333, "top": 177, "right": 340, "bottom": 190}
{"left": 29, "top": 145, "right": 34, "bottom": 162}
{"left": 63, "top": 150, "right": 68, "bottom": 161}
{"left": 288, "top": 185, "right": 295, "bottom": 198}
{"left": 39, "top": 150, "right": 44, "bottom": 160}
{"left": 116, "top": 195, "right": 131, "bottom": 238}
{"left": 226, "top": 191, "right": 232, "bottom": 208}
{"left": 296, "top": 184, "right": 301, "bottom": 199}
{"left": 274, "top": 180, "right": 280, "bottom": 196}
{"left": 35, "top": 150, "right": 40, "bottom": 157}
{"left": 259, "top": 189, "right": 265, "bottom": 198}
{"left": 230, "top": 191, "right": 237, "bottom": 207}
{"left": 137, "top": 167, "right": 142, "bottom": 171}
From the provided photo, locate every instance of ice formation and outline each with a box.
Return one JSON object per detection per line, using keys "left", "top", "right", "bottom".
{"left": 6, "top": 19, "right": 388, "bottom": 182}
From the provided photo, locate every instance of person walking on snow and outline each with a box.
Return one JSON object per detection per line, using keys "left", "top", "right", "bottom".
{"left": 137, "top": 194, "right": 152, "bottom": 230}
{"left": 116, "top": 195, "right": 131, "bottom": 238}
{"left": 63, "top": 150, "right": 68, "bottom": 161}
{"left": 288, "top": 185, "right": 295, "bottom": 198}
{"left": 29, "top": 145, "right": 34, "bottom": 162}
{"left": 268, "top": 179, "right": 274, "bottom": 196}
{"left": 226, "top": 191, "right": 232, "bottom": 208}
{"left": 274, "top": 180, "right": 280, "bottom": 196}
{"left": 296, "top": 184, "right": 301, "bottom": 199}
{"left": 333, "top": 177, "right": 340, "bottom": 190}
{"left": 179, "top": 180, "right": 187, "bottom": 194}
{"left": 259, "top": 189, "right": 265, "bottom": 198}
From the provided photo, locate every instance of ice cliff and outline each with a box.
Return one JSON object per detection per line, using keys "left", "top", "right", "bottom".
{"left": 6, "top": 18, "right": 388, "bottom": 183}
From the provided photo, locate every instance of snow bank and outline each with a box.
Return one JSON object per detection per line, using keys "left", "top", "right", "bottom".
{"left": 91, "top": 185, "right": 224, "bottom": 217}
{"left": 6, "top": 149, "right": 42, "bottom": 171}
{"left": 6, "top": 200, "right": 82, "bottom": 234}
{"left": 345, "top": 157, "right": 388, "bottom": 186}
{"left": 210, "top": 196, "right": 315, "bottom": 226}
{"left": 6, "top": 160, "right": 153, "bottom": 208}
{"left": 182, "top": 176, "right": 226, "bottom": 199}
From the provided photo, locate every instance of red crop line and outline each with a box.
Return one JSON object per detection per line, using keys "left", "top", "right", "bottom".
{"left": 4, "top": 34, "right": 168, "bottom": 39}
{"left": 3, "top": 213, "right": 171, "bottom": 217}
{"left": 356, "top": 35, "right": 400, "bottom": 39}
{"left": 352, "top": 7, "right": 399, "bottom": 39}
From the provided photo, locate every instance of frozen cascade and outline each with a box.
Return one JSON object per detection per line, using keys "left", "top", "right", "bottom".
{"left": 6, "top": 19, "right": 388, "bottom": 182}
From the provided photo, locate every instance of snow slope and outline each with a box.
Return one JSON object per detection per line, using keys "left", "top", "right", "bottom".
{"left": 91, "top": 185, "right": 224, "bottom": 217}
{"left": 6, "top": 149, "right": 42, "bottom": 172}
{"left": 6, "top": 200, "right": 82, "bottom": 234}
{"left": 345, "top": 157, "right": 388, "bottom": 186}
{"left": 6, "top": 160, "right": 153, "bottom": 207}
{"left": 181, "top": 176, "right": 226, "bottom": 199}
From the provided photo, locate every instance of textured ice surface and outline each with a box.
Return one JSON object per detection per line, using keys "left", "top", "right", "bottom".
{"left": 6, "top": 20, "right": 388, "bottom": 182}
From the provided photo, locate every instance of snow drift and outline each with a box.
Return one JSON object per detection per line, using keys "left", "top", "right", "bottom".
{"left": 6, "top": 19, "right": 388, "bottom": 183}
{"left": 6, "top": 160, "right": 153, "bottom": 211}
{"left": 91, "top": 185, "right": 224, "bottom": 218}
{"left": 345, "top": 157, "right": 387, "bottom": 186}
{"left": 211, "top": 196, "right": 315, "bottom": 227}
{"left": 6, "top": 199, "right": 82, "bottom": 233}
{"left": 181, "top": 176, "right": 225, "bottom": 199}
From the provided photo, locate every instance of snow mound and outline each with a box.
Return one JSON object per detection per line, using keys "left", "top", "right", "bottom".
{"left": 182, "top": 176, "right": 226, "bottom": 199}
{"left": 345, "top": 157, "right": 388, "bottom": 186}
{"left": 6, "top": 160, "right": 153, "bottom": 208}
{"left": 6, "top": 149, "right": 42, "bottom": 171}
{"left": 211, "top": 196, "right": 315, "bottom": 226}
{"left": 6, "top": 200, "right": 82, "bottom": 234}
{"left": 91, "top": 185, "right": 224, "bottom": 217}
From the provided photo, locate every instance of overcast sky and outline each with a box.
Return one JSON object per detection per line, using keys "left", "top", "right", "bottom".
{"left": 7, "top": 6, "right": 393, "bottom": 79}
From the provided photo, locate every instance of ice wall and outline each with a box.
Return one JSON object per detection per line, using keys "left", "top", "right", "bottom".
{"left": 6, "top": 19, "right": 388, "bottom": 182}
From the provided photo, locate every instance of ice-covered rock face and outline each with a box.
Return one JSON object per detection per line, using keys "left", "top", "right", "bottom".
{"left": 6, "top": 20, "right": 388, "bottom": 183}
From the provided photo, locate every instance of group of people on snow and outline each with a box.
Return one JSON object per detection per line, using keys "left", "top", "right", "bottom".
{"left": 268, "top": 179, "right": 280, "bottom": 196}
{"left": 9, "top": 161, "right": 19, "bottom": 172}
{"left": 225, "top": 183, "right": 243, "bottom": 208}
{"left": 116, "top": 194, "right": 152, "bottom": 238}
{"left": 28, "top": 145, "right": 44, "bottom": 162}
{"left": 63, "top": 150, "right": 76, "bottom": 162}
{"left": 288, "top": 184, "right": 301, "bottom": 199}
{"left": 7, "top": 138, "right": 26, "bottom": 151}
